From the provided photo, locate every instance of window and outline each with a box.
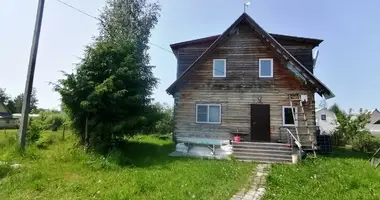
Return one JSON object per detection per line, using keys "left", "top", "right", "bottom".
{"left": 374, "top": 120, "right": 380, "bottom": 124}
{"left": 321, "top": 114, "right": 326, "bottom": 121}
{"left": 282, "top": 106, "right": 298, "bottom": 126}
{"left": 213, "top": 59, "right": 226, "bottom": 77}
{"left": 259, "top": 58, "right": 273, "bottom": 77}
{"left": 196, "top": 104, "right": 221, "bottom": 124}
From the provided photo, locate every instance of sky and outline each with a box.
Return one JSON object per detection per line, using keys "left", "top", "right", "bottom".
{"left": 0, "top": 0, "right": 379, "bottom": 111}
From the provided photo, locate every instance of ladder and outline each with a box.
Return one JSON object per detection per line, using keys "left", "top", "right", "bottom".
{"left": 288, "top": 94, "right": 316, "bottom": 157}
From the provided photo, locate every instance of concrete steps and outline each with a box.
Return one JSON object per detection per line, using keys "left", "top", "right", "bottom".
{"left": 232, "top": 142, "right": 293, "bottom": 163}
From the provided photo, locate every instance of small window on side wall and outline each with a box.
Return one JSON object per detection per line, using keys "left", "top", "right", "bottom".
{"left": 196, "top": 104, "right": 221, "bottom": 124}
{"left": 213, "top": 59, "right": 226, "bottom": 77}
{"left": 321, "top": 114, "right": 326, "bottom": 121}
{"left": 259, "top": 58, "right": 273, "bottom": 78}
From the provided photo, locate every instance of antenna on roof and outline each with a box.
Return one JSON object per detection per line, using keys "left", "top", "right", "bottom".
{"left": 244, "top": 1, "right": 251, "bottom": 13}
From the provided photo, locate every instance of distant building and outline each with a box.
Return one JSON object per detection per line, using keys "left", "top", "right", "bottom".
{"left": 0, "top": 102, "right": 17, "bottom": 129}
{"left": 316, "top": 108, "right": 338, "bottom": 135}
{"left": 366, "top": 109, "right": 380, "bottom": 136}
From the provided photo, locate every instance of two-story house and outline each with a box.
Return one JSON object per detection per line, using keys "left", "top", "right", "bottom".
{"left": 166, "top": 13, "right": 334, "bottom": 161}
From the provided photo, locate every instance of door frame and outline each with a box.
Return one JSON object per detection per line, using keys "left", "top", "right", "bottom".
{"left": 250, "top": 104, "right": 271, "bottom": 142}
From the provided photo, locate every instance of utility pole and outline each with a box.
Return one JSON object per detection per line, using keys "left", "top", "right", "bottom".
{"left": 19, "top": 0, "right": 45, "bottom": 150}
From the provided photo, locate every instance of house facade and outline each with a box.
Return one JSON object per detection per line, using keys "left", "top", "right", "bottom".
{"left": 316, "top": 108, "right": 338, "bottom": 135}
{"left": 167, "top": 13, "right": 334, "bottom": 148}
{"left": 366, "top": 109, "right": 380, "bottom": 136}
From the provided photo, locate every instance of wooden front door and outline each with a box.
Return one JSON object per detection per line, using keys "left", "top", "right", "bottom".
{"left": 250, "top": 104, "right": 270, "bottom": 142}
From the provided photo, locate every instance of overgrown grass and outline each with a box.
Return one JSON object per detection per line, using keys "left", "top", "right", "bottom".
{"left": 264, "top": 149, "right": 380, "bottom": 200}
{"left": 0, "top": 130, "right": 254, "bottom": 200}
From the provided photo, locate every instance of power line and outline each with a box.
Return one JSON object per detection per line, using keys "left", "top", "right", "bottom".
{"left": 56, "top": 0, "right": 98, "bottom": 20}
{"left": 54, "top": 0, "right": 173, "bottom": 54}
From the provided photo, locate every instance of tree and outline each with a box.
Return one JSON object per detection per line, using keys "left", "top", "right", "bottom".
{"left": 0, "top": 88, "right": 10, "bottom": 103}
{"left": 13, "top": 88, "right": 38, "bottom": 113}
{"left": 329, "top": 103, "right": 345, "bottom": 118}
{"left": 56, "top": 40, "right": 158, "bottom": 145}
{"left": 99, "top": 0, "right": 160, "bottom": 65}
{"left": 6, "top": 100, "right": 17, "bottom": 113}
{"left": 55, "top": 0, "right": 160, "bottom": 148}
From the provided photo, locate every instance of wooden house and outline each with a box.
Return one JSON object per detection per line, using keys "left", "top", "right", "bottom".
{"left": 166, "top": 13, "right": 334, "bottom": 162}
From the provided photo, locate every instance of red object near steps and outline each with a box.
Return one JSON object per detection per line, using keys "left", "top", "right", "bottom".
{"left": 233, "top": 136, "right": 241, "bottom": 142}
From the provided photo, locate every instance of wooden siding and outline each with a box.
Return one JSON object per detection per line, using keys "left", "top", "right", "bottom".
{"left": 176, "top": 40, "right": 214, "bottom": 78}
{"left": 174, "top": 23, "right": 316, "bottom": 146}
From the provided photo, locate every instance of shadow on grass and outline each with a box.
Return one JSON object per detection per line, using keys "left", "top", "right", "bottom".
{"left": 95, "top": 139, "right": 181, "bottom": 168}
{"left": 323, "top": 147, "right": 373, "bottom": 160}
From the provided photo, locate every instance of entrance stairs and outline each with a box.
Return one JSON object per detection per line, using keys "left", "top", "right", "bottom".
{"left": 232, "top": 141, "right": 293, "bottom": 163}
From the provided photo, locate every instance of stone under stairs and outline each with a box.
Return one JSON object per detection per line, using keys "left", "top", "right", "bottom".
{"left": 232, "top": 142, "right": 293, "bottom": 163}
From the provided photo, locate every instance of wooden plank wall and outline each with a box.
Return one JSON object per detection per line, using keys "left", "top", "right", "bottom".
{"left": 174, "top": 22, "right": 316, "bottom": 145}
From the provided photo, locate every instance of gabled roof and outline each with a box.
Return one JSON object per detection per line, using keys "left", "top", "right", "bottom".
{"left": 166, "top": 13, "right": 334, "bottom": 99}
{"left": 0, "top": 101, "right": 12, "bottom": 118}
{"left": 170, "top": 33, "right": 323, "bottom": 50}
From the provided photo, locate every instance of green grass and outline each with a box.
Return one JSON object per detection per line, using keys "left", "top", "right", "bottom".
{"left": 0, "top": 130, "right": 254, "bottom": 200}
{"left": 264, "top": 149, "right": 380, "bottom": 200}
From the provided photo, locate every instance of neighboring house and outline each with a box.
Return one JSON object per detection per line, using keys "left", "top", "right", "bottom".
{"left": 315, "top": 108, "right": 338, "bottom": 135}
{"left": 366, "top": 109, "right": 380, "bottom": 136}
{"left": 166, "top": 12, "right": 334, "bottom": 151}
{"left": 0, "top": 102, "right": 17, "bottom": 129}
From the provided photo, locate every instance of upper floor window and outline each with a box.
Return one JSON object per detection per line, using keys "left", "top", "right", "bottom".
{"left": 196, "top": 104, "right": 221, "bottom": 124}
{"left": 213, "top": 59, "right": 226, "bottom": 77}
{"left": 259, "top": 58, "right": 273, "bottom": 78}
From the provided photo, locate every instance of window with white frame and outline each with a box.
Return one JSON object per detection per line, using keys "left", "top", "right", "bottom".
{"left": 213, "top": 59, "right": 226, "bottom": 77}
{"left": 282, "top": 106, "right": 298, "bottom": 126}
{"left": 259, "top": 58, "right": 273, "bottom": 77}
{"left": 196, "top": 104, "right": 221, "bottom": 123}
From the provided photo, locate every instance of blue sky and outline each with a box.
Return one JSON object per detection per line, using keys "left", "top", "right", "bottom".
{"left": 1, "top": 0, "right": 379, "bottom": 111}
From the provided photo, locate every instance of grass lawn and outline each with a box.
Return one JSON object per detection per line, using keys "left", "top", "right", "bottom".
{"left": 264, "top": 149, "right": 380, "bottom": 200}
{"left": 0, "top": 130, "right": 254, "bottom": 200}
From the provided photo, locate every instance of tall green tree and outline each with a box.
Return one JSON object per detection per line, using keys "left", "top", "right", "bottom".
{"left": 6, "top": 100, "right": 17, "bottom": 113}
{"left": 329, "top": 103, "right": 345, "bottom": 118}
{"left": 0, "top": 88, "right": 10, "bottom": 103}
{"left": 13, "top": 88, "right": 38, "bottom": 113}
{"left": 55, "top": 0, "right": 160, "bottom": 147}
{"left": 99, "top": 0, "right": 160, "bottom": 64}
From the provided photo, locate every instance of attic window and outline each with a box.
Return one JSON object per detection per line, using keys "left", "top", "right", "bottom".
{"left": 321, "top": 114, "right": 326, "bottom": 121}
{"left": 374, "top": 120, "right": 380, "bottom": 124}
{"left": 213, "top": 59, "right": 226, "bottom": 77}
{"left": 259, "top": 58, "right": 273, "bottom": 78}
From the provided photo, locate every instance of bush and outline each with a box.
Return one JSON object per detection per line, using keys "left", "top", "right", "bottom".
{"left": 351, "top": 134, "right": 380, "bottom": 152}
{"left": 332, "top": 107, "right": 380, "bottom": 152}
{"left": 36, "top": 135, "right": 55, "bottom": 149}
{"left": 27, "top": 121, "right": 42, "bottom": 143}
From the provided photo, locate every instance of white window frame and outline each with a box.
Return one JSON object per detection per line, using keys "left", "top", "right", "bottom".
{"left": 213, "top": 59, "right": 226, "bottom": 77}
{"left": 282, "top": 106, "right": 298, "bottom": 127}
{"left": 196, "top": 104, "right": 222, "bottom": 124}
{"left": 259, "top": 58, "right": 273, "bottom": 78}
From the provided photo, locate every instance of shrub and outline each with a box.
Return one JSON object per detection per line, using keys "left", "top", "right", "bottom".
{"left": 27, "top": 120, "right": 42, "bottom": 143}
{"left": 332, "top": 107, "right": 380, "bottom": 152}
{"left": 351, "top": 134, "right": 380, "bottom": 152}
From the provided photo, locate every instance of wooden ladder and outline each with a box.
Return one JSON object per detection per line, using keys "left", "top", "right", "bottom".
{"left": 288, "top": 94, "right": 316, "bottom": 157}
